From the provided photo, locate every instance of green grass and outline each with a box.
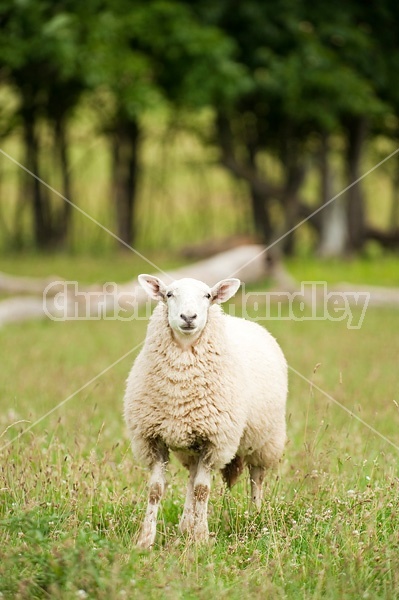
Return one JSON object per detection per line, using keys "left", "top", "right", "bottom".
{"left": 0, "top": 250, "right": 188, "bottom": 283}
{"left": 286, "top": 254, "right": 399, "bottom": 287}
{"left": 1, "top": 254, "right": 399, "bottom": 598}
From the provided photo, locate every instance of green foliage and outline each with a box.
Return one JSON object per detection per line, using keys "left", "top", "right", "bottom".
{"left": 125, "top": 1, "right": 248, "bottom": 108}
{"left": 195, "top": 0, "right": 388, "bottom": 140}
{"left": 81, "top": 0, "right": 247, "bottom": 125}
{"left": 1, "top": 0, "right": 399, "bottom": 252}
{"left": 0, "top": 0, "right": 85, "bottom": 117}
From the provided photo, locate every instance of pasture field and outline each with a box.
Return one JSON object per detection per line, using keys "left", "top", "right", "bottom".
{"left": 1, "top": 254, "right": 399, "bottom": 599}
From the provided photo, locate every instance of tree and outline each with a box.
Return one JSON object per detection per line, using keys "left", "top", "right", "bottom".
{"left": 1, "top": 0, "right": 398, "bottom": 255}
{"left": 0, "top": 1, "right": 91, "bottom": 248}
{"left": 84, "top": 0, "right": 245, "bottom": 247}
{"left": 187, "top": 0, "right": 387, "bottom": 255}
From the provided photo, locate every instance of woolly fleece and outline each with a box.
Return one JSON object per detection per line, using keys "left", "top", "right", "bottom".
{"left": 124, "top": 301, "right": 287, "bottom": 473}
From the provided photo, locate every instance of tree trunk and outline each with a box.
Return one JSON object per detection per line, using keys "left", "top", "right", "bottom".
{"left": 23, "top": 114, "right": 50, "bottom": 248}
{"left": 54, "top": 118, "right": 72, "bottom": 246}
{"left": 318, "top": 133, "right": 347, "bottom": 257}
{"left": 280, "top": 145, "right": 306, "bottom": 256}
{"left": 112, "top": 117, "right": 140, "bottom": 248}
{"left": 390, "top": 150, "right": 399, "bottom": 229}
{"left": 345, "top": 117, "right": 367, "bottom": 253}
{"left": 0, "top": 156, "right": 11, "bottom": 246}
{"left": 247, "top": 149, "right": 273, "bottom": 243}
{"left": 13, "top": 169, "right": 28, "bottom": 249}
{"left": 248, "top": 186, "right": 273, "bottom": 241}
{"left": 216, "top": 114, "right": 275, "bottom": 248}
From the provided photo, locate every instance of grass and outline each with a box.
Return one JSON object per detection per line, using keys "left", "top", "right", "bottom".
{"left": 1, "top": 254, "right": 399, "bottom": 598}
{"left": 286, "top": 253, "right": 399, "bottom": 287}
{"left": 0, "top": 250, "right": 188, "bottom": 283}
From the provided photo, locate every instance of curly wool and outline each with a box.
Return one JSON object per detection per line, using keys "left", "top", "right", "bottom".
{"left": 124, "top": 301, "right": 287, "bottom": 472}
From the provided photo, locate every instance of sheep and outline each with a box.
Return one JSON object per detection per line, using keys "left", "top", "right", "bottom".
{"left": 124, "top": 275, "right": 287, "bottom": 548}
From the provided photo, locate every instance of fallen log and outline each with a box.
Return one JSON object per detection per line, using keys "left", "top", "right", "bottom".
{"left": 0, "top": 296, "right": 52, "bottom": 325}
{"left": 333, "top": 283, "right": 399, "bottom": 307}
{"left": 0, "top": 272, "right": 65, "bottom": 296}
{"left": 143, "top": 244, "right": 268, "bottom": 287}
{"left": 180, "top": 234, "right": 260, "bottom": 260}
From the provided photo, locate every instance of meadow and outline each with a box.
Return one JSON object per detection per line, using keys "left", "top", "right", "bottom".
{"left": 0, "top": 252, "right": 399, "bottom": 599}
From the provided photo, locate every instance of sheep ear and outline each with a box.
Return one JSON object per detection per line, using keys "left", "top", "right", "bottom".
{"left": 138, "top": 274, "right": 167, "bottom": 301}
{"left": 211, "top": 278, "right": 241, "bottom": 304}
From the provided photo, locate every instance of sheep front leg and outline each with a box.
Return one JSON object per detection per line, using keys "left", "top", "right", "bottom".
{"left": 137, "top": 459, "right": 167, "bottom": 549}
{"left": 179, "top": 460, "right": 197, "bottom": 534}
{"left": 249, "top": 465, "right": 265, "bottom": 511}
{"left": 192, "top": 458, "right": 211, "bottom": 542}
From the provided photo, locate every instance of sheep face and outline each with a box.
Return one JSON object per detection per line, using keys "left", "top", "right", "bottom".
{"left": 138, "top": 275, "right": 241, "bottom": 347}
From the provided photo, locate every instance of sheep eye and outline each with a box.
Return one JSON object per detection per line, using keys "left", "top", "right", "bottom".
{"left": 166, "top": 291, "right": 173, "bottom": 298}
{"left": 205, "top": 293, "right": 211, "bottom": 299}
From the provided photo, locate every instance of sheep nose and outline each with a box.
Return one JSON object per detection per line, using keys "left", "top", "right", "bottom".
{"left": 180, "top": 313, "right": 197, "bottom": 324}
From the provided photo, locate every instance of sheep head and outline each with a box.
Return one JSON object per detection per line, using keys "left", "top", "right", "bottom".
{"left": 138, "top": 275, "right": 241, "bottom": 347}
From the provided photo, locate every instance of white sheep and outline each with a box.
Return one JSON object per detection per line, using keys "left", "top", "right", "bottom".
{"left": 124, "top": 275, "right": 287, "bottom": 548}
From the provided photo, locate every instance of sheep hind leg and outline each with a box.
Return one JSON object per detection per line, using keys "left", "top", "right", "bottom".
{"left": 179, "top": 459, "right": 198, "bottom": 535}
{"left": 137, "top": 460, "right": 167, "bottom": 549}
{"left": 249, "top": 465, "right": 265, "bottom": 511}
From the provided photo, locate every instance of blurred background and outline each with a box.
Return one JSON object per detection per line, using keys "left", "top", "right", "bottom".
{"left": 0, "top": 0, "right": 399, "bottom": 262}
{"left": 1, "top": 4, "right": 399, "bottom": 595}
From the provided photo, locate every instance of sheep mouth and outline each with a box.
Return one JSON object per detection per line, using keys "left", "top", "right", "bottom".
{"left": 179, "top": 324, "right": 197, "bottom": 333}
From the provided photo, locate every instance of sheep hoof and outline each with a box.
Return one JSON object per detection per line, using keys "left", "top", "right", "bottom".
{"left": 193, "top": 523, "right": 209, "bottom": 544}
{"left": 136, "top": 538, "right": 153, "bottom": 550}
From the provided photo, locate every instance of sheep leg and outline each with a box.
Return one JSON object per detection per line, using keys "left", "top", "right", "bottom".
{"left": 179, "top": 460, "right": 198, "bottom": 534}
{"left": 137, "top": 459, "right": 167, "bottom": 549}
{"left": 192, "top": 458, "right": 211, "bottom": 542}
{"left": 249, "top": 465, "right": 265, "bottom": 511}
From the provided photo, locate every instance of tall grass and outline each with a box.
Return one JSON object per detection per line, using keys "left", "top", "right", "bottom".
{"left": 1, "top": 255, "right": 398, "bottom": 598}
